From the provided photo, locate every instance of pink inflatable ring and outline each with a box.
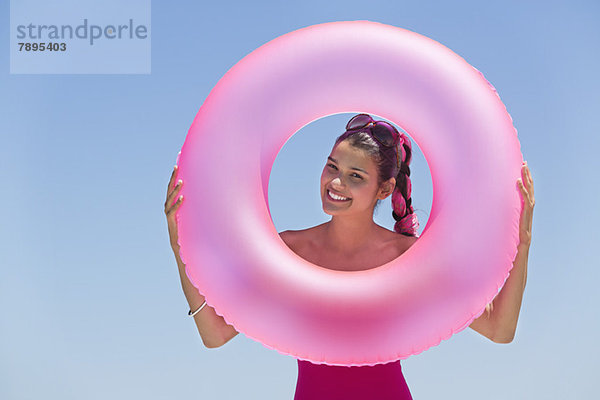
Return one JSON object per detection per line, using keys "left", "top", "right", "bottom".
{"left": 174, "top": 20, "right": 523, "bottom": 366}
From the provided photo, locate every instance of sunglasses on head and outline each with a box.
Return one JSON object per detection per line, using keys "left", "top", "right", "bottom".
{"left": 344, "top": 114, "right": 401, "bottom": 168}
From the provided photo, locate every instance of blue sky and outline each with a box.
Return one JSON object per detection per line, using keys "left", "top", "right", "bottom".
{"left": 1, "top": 1, "right": 599, "bottom": 399}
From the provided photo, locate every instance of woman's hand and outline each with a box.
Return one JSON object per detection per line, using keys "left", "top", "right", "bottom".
{"left": 165, "top": 165, "right": 184, "bottom": 251}
{"left": 517, "top": 161, "right": 535, "bottom": 248}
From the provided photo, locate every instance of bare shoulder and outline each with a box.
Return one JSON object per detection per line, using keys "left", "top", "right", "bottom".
{"left": 401, "top": 234, "right": 419, "bottom": 247}
{"left": 278, "top": 229, "right": 295, "bottom": 246}
{"left": 391, "top": 230, "right": 419, "bottom": 256}
{"left": 278, "top": 228, "right": 303, "bottom": 246}
{"left": 279, "top": 224, "right": 325, "bottom": 251}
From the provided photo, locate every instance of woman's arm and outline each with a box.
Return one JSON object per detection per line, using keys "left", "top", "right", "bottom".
{"left": 469, "top": 162, "right": 535, "bottom": 343}
{"left": 173, "top": 247, "right": 239, "bottom": 348}
{"left": 469, "top": 243, "right": 529, "bottom": 343}
{"left": 165, "top": 165, "right": 238, "bottom": 349}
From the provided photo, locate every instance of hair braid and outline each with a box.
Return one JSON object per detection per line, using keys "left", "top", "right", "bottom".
{"left": 391, "top": 139, "right": 419, "bottom": 237}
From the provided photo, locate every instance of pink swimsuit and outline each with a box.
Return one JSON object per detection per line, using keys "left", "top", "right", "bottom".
{"left": 294, "top": 359, "right": 413, "bottom": 400}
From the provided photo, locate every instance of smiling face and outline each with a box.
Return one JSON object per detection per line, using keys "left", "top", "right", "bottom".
{"left": 320, "top": 139, "right": 395, "bottom": 216}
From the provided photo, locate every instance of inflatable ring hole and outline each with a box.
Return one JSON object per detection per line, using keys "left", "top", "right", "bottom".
{"left": 268, "top": 112, "right": 433, "bottom": 271}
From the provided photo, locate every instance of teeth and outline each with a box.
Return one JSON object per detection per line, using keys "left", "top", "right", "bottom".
{"left": 328, "top": 190, "right": 348, "bottom": 201}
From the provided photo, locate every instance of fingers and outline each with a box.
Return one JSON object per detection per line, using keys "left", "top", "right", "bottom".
{"left": 521, "top": 162, "right": 533, "bottom": 187}
{"left": 524, "top": 163, "right": 534, "bottom": 199}
{"left": 517, "top": 178, "right": 528, "bottom": 202}
{"left": 517, "top": 178, "right": 532, "bottom": 227}
{"left": 165, "top": 179, "right": 183, "bottom": 211}
{"left": 167, "top": 165, "right": 178, "bottom": 194}
{"left": 517, "top": 162, "right": 534, "bottom": 246}
{"left": 165, "top": 165, "right": 184, "bottom": 213}
{"left": 166, "top": 193, "right": 184, "bottom": 217}
{"left": 517, "top": 175, "right": 534, "bottom": 222}
{"left": 518, "top": 178, "right": 533, "bottom": 202}
{"left": 521, "top": 161, "right": 535, "bottom": 205}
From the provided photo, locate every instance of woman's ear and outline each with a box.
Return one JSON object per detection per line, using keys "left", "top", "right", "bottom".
{"left": 378, "top": 177, "right": 396, "bottom": 199}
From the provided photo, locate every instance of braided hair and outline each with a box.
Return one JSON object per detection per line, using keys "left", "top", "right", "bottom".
{"left": 334, "top": 115, "right": 419, "bottom": 237}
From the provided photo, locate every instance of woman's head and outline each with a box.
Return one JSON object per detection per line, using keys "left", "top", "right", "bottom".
{"left": 319, "top": 114, "right": 419, "bottom": 237}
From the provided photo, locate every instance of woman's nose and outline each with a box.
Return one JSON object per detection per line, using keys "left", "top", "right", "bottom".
{"left": 331, "top": 177, "right": 343, "bottom": 187}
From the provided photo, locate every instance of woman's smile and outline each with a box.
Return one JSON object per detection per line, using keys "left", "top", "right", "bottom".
{"left": 326, "top": 189, "right": 352, "bottom": 202}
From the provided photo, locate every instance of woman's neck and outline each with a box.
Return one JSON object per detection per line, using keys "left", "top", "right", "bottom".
{"left": 322, "top": 214, "right": 380, "bottom": 254}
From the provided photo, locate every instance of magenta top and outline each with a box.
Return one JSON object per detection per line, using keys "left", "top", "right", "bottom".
{"left": 294, "top": 359, "right": 413, "bottom": 400}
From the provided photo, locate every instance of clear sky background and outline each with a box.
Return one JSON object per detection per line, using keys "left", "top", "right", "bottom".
{"left": 1, "top": 1, "right": 599, "bottom": 399}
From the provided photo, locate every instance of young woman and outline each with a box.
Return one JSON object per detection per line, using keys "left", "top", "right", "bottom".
{"left": 164, "top": 114, "right": 535, "bottom": 399}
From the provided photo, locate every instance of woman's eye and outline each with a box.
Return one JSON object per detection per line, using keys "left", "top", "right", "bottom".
{"left": 327, "top": 164, "right": 361, "bottom": 179}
